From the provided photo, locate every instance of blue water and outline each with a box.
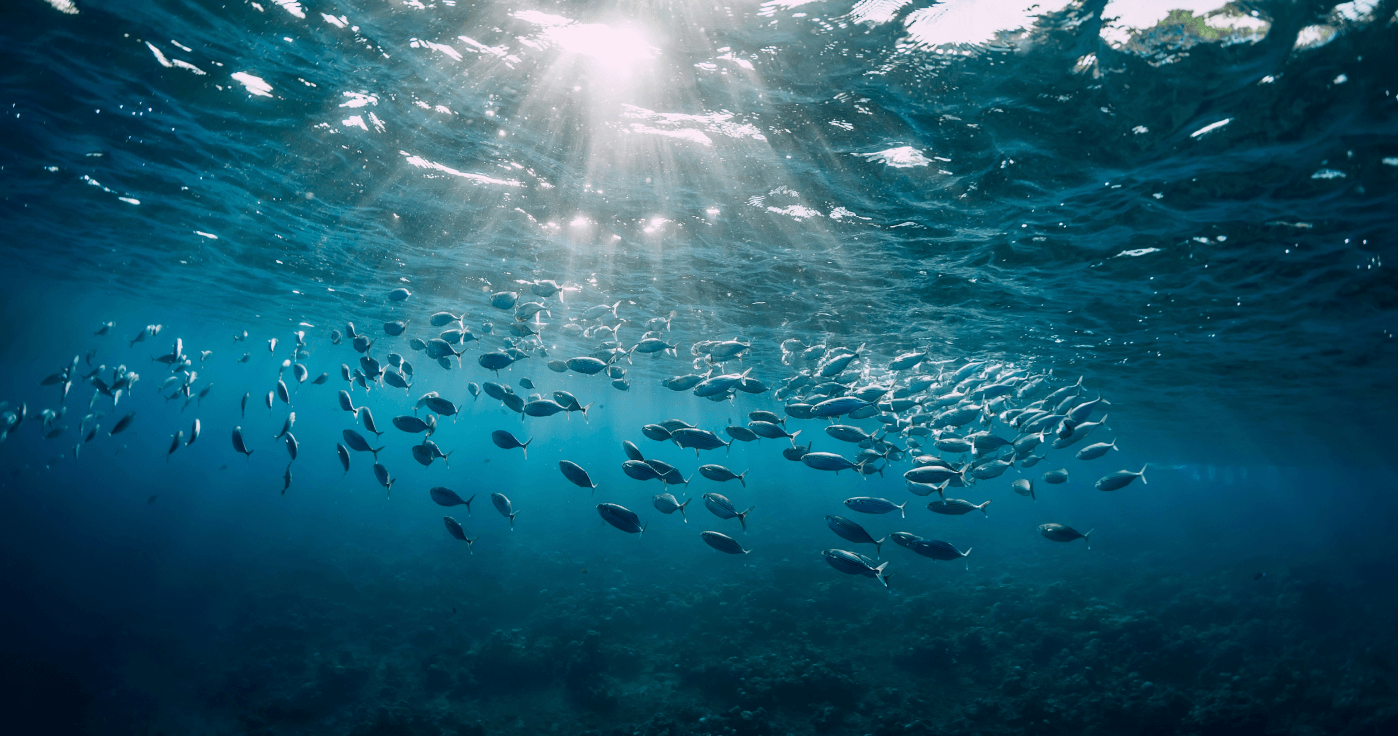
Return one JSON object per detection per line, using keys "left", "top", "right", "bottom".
{"left": 3, "top": 0, "right": 1398, "bottom": 734}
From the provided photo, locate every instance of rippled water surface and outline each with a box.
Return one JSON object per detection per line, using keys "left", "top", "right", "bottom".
{"left": 1, "top": 0, "right": 1397, "bottom": 734}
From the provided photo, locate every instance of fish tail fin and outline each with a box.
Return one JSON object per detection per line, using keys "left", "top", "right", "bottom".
{"left": 788, "top": 429, "right": 801, "bottom": 447}
{"left": 679, "top": 498, "right": 689, "bottom": 522}
{"left": 683, "top": 474, "right": 692, "bottom": 489}
{"left": 963, "top": 547, "right": 973, "bottom": 558}
{"left": 386, "top": 479, "right": 394, "bottom": 497}
{"left": 371, "top": 446, "right": 384, "bottom": 460}
{"left": 979, "top": 499, "right": 991, "bottom": 516}
{"left": 639, "top": 522, "right": 648, "bottom": 538}
{"left": 738, "top": 470, "right": 747, "bottom": 488}
{"left": 1085, "top": 529, "right": 1094, "bottom": 549}
{"left": 898, "top": 502, "right": 906, "bottom": 518}
{"left": 509, "top": 512, "right": 517, "bottom": 529}
{"left": 875, "top": 537, "right": 885, "bottom": 557}
{"left": 1138, "top": 464, "right": 1148, "bottom": 484}
{"left": 582, "top": 402, "right": 592, "bottom": 423}
{"left": 465, "top": 495, "right": 475, "bottom": 516}
{"left": 522, "top": 439, "right": 531, "bottom": 459}
{"left": 466, "top": 537, "right": 477, "bottom": 554}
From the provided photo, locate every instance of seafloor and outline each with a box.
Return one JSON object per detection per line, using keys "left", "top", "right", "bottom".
{"left": 22, "top": 542, "right": 1394, "bottom": 736}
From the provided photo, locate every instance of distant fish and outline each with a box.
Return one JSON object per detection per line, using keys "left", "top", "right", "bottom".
{"left": 621, "top": 440, "right": 645, "bottom": 462}
{"left": 652, "top": 493, "right": 690, "bottom": 521}
{"left": 336, "top": 443, "right": 350, "bottom": 474}
{"left": 443, "top": 516, "right": 478, "bottom": 551}
{"left": 232, "top": 427, "right": 253, "bottom": 458}
{"left": 843, "top": 497, "right": 906, "bottom": 518}
{"left": 358, "top": 406, "right": 383, "bottom": 437}
{"left": 388, "top": 287, "right": 411, "bottom": 302}
{"left": 274, "top": 412, "right": 296, "bottom": 440}
{"left": 1042, "top": 469, "right": 1070, "bottom": 485}
{"left": 109, "top": 411, "right": 135, "bottom": 436}
{"left": 373, "top": 462, "right": 395, "bottom": 497}
{"left": 342, "top": 429, "right": 384, "bottom": 460}
{"left": 492, "top": 493, "right": 519, "bottom": 528}
{"left": 597, "top": 502, "right": 645, "bottom": 535}
{"left": 167, "top": 430, "right": 184, "bottom": 461}
{"left": 430, "top": 487, "right": 475, "bottom": 512}
{"left": 703, "top": 493, "right": 754, "bottom": 532}
{"left": 284, "top": 432, "right": 298, "bottom": 462}
{"left": 1039, "top": 523, "right": 1092, "bottom": 548}
{"left": 822, "top": 549, "right": 890, "bottom": 589}
{"left": 1076, "top": 439, "right": 1118, "bottom": 461}
{"left": 281, "top": 467, "right": 292, "bottom": 495}
{"left": 187, "top": 418, "right": 200, "bottom": 446}
{"left": 928, "top": 498, "right": 991, "bottom": 516}
{"left": 908, "top": 540, "right": 971, "bottom": 568}
{"left": 490, "top": 430, "right": 531, "bottom": 458}
{"left": 1095, "top": 465, "right": 1147, "bottom": 492}
{"left": 701, "top": 531, "right": 750, "bottom": 555}
{"left": 698, "top": 464, "right": 747, "bottom": 487}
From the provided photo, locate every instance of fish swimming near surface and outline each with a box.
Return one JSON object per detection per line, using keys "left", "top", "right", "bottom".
{"left": 701, "top": 531, "right": 750, "bottom": 555}
{"left": 597, "top": 503, "right": 645, "bottom": 535}
{"left": 1039, "top": 523, "right": 1092, "bottom": 548}
{"left": 443, "top": 517, "right": 478, "bottom": 552}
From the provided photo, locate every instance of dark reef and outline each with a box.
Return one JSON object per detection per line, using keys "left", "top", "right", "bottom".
{"left": 46, "top": 548, "right": 1398, "bottom": 736}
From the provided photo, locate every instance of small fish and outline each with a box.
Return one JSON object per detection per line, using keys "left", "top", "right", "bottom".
{"left": 1011, "top": 479, "right": 1036, "bottom": 500}
{"left": 558, "top": 461, "right": 597, "bottom": 494}
{"left": 597, "top": 502, "right": 645, "bottom": 535}
{"left": 430, "top": 487, "right": 475, "bottom": 512}
{"left": 187, "top": 418, "right": 201, "bottom": 446}
{"left": 1095, "top": 465, "right": 1147, "bottom": 492}
{"left": 701, "top": 531, "right": 750, "bottom": 555}
{"left": 492, "top": 493, "right": 519, "bottom": 528}
{"left": 1042, "top": 469, "right": 1070, "bottom": 485}
{"left": 622, "top": 440, "right": 645, "bottom": 461}
{"left": 274, "top": 412, "right": 296, "bottom": 440}
{"left": 652, "top": 493, "right": 690, "bottom": 521}
{"left": 232, "top": 427, "right": 253, "bottom": 458}
{"left": 276, "top": 380, "right": 290, "bottom": 405}
{"left": 698, "top": 464, "right": 748, "bottom": 487}
{"left": 281, "top": 467, "right": 293, "bottom": 495}
{"left": 909, "top": 539, "right": 971, "bottom": 568}
{"left": 238, "top": 353, "right": 250, "bottom": 364}
{"left": 359, "top": 406, "right": 383, "bottom": 436}
{"left": 443, "top": 517, "right": 478, "bottom": 552}
{"left": 843, "top": 497, "right": 907, "bottom": 518}
{"left": 373, "top": 462, "right": 395, "bottom": 497}
{"left": 1039, "top": 523, "right": 1092, "bottom": 548}
{"left": 703, "top": 493, "right": 754, "bottom": 532}
{"left": 822, "top": 549, "right": 890, "bottom": 589}
{"left": 284, "top": 432, "right": 298, "bottom": 461}
{"left": 336, "top": 443, "right": 350, "bottom": 474}
{"left": 264, "top": 391, "right": 274, "bottom": 410}
{"left": 641, "top": 424, "right": 672, "bottom": 442}
{"left": 519, "top": 377, "right": 535, "bottom": 390}
{"left": 268, "top": 338, "right": 278, "bottom": 353}
{"left": 95, "top": 321, "right": 114, "bottom": 336}
{"left": 109, "top": 411, "right": 136, "bottom": 436}
{"left": 623, "top": 459, "right": 663, "bottom": 482}
{"left": 928, "top": 498, "right": 991, "bottom": 516}
{"left": 388, "top": 287, "right": 411, "bottom": 302}
{"left": 167, "top": 430, "right": 184, "bottom": 461}
{"left": 491, "top": 430, "right": 531, "bottom": 458}
{"left": 342, "top": 429, "right": 384, "bottom": 460}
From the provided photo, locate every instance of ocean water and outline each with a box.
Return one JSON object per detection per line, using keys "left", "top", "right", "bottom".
{"left": 2, "top": 0, "right": 1398, "bottom": 734}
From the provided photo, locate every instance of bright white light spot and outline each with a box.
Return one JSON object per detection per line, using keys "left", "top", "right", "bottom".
{"left": 1115, "top": 247, "right": 1161, "bottom": 258}
{"left": 570, "top": 216, "right": 591, "bottom": 227}
{"left": 514, "top": 12, "right": 658, "bottom": 71}
{"left": 1311, "top": 168, "right": 1346, "bottom": 179}
{"left": 855, "top": 146, "right": 931, "bottom": 168}
{"left": 231, "top": 72, "right": 273, "bottom": 97}
{"left": 340, "top": 91, "right": 378, "bottom": 108}
{"left": 43, "top": 0, "right": 79, "bottom": 14}
{"left": 1334, "top": 74, "right": 1348, "bottom": 84}
{"left": 195, "top": 231, "right": 218, "bottom": 239}
{"left": 343, "top": 115, "right": 368, "bottom": 131}
{"left": 1189, "top": 118, "right": 1231, "bottom": 138}
{"left": 119, "top": 197, "right": 140, "bottom": 205}
{"left": 705, "top": 207, "right": 721, "bottom": 215}
{"left": 904, "top": 0, "right": 1073, "bottom": 48}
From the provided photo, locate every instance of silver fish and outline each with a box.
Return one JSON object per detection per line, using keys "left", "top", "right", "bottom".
{"left": 1039, "top": 523, "right": 1092, "bottom": 548}
{"left": 232, "top": 427, "right": 253, "bottom": 457}
{"left": 703, "top": 493, "right": 754, "bottom": 531}
{"left": 492, "top": 493, "right": 519, "bottom": 528}
{"left": 825, "top": 515, "right": 885, "bottom": 555}
{"left": 843, "top": 497, "right": 906, "bottom": 518}
{"left": 701, "top": 531, "right": 749, "bottom": 555}
{"left": 597, "top": 502, "right": 644, "bottom": 534}
{"left": 443, "top": 516, "right": 478, "bottom": 552}
{"left": 1095, "top": 465, "right": 1147, "bottom": 492}
{"left": 652, "top": 493, "right": 690, "bottom": 520}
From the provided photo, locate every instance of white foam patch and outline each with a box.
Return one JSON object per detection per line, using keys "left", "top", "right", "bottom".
{"left": 272, "top": 0, "right": 305, "bottom": 19}
{"left": 321, "top": 13, "right": 347, "bottom": 28}
{"left": 848, "top": 0, "right": 912, "bottom": 26}
{"left": 195, "top": 231, "right": 218, "bottom": 239}
{"left": 1114, "top": 247, "right": 1162, "bottom": 258}
{"left": 1189, "top": 118, "right": 1231, "bottom": 138}
{"left": 146, "top": 42, "right": 172, "bottom": 67}
{"left": 118, "top": 197, "right": 140, "bottom": 205}
{"left": 1311, "top": 169, "right": 1346, "bottom": 180}
{"left": 43, "top": 0, "right": 79, "bottom": 14}
{"left": 856, "top": 146, "right": 932, "bottom": 168}
{"left": 400, "top": 152, "right": 523, "bottom": 187}
{"left": 343, "top": 115, "right": 368, "bottom": 131}
{"left": 411, "top": 39, "right": 463, "bottom": 61}
{"left": 231, "top": 72, "right": 273, "bottom": 97}
{"left": 1293, "top": 24, "right": 1337, "bottom": 50}
{"left": 340, "top": 91, "right": 378, "bottom": 108}
{"left": 758, "top": 0, "right": 820, "bottom": 17}
{"left": 621, "top": 105, "right": 767, "bottom": 143}
{"left": 629, "top": 125, "right": 713, "bottom": 146}
{"left": 903, "top": 0, "right": 1073, "bottom": 48}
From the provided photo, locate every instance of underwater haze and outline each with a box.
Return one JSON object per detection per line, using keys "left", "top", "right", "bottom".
{"left": 2, "top": 0, "right": 1398, "bottom": 734}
